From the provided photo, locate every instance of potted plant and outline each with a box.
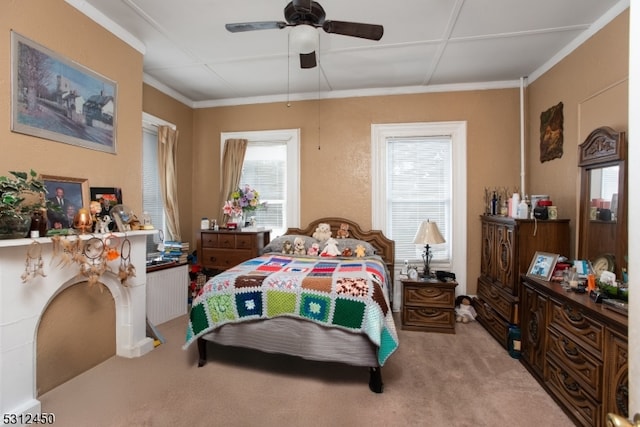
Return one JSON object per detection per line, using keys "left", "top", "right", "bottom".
{"left": 0, "top": 169, "right": 48, "bottom": 239}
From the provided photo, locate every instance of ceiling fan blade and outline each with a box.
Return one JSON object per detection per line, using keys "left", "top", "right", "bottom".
{"left": 299, "top": 51, "right": 317, "bottom": 69}
{"left": 225, "top": 21, "right": 287, "bottom": 33}
{"left": 322, "top": 20, "right": 383, "bottom": 41}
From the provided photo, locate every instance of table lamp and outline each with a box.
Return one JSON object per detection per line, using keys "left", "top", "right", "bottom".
{"left": 413, "top": 220, "right": 445, "bottom": 277}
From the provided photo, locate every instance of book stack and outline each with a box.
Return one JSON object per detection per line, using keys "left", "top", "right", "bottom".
{"left": 162, "top": 240, "right": 189, "bottom": 264}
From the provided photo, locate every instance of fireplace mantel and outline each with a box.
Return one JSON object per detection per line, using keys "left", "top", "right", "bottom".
{"left": 0, "top": 231, "right": 156, "bottom": 418}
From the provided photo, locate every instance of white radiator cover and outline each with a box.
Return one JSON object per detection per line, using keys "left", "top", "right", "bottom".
{"left": 146, "top": 264, "right": 188, "bottom": 325}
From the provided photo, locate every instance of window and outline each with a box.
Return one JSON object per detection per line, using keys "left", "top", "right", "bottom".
{"left": 387, "top": 136, "right": 452, "bottom": 263}
{"left": 142, "top": 112, "right": 173, "bottom": 255}
{"left": 221, "top": 130, "right": 300, "bottom": 236}
{"left": 372, "top": 122, "right": 467, "bottom": 295}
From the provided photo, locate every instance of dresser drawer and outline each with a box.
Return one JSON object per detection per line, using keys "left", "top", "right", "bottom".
{"left": 402, "top": 306, "right": 455, "bottom": 333}
{"left": 202, "top": 249, "right": 253, "bottom": 269}
{"left": 549, "top": 298, "right": 605, "bottom": 357}
{"left": 403, "top": 284, "right": 455, "bottom": 307}
{"left": 201, "top": 233, "right": 220, "bottom": 248}
{"left": 473, "top": 297, "right": 509, "bottom": 348}
{"left": 477, "top": 277, "right": 518, "bottom": 324}
{"left": 546, "top": 327, "right": 602, "bottom": 397}
{"left": 545, "top": 357, "right": 601, "bottom": 427}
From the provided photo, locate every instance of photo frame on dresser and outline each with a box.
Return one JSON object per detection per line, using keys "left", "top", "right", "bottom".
{"left": 526, "top": 251, "right": 559, "bottom": 281}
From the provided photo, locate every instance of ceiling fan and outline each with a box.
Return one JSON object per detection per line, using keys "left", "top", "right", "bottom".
{"left": 225, "top": 0, "right": 384, "bottom": 69}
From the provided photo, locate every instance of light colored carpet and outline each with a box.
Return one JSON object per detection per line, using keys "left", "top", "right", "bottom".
{"left": 39, "top": 314, "right": 575, "bottom": 426}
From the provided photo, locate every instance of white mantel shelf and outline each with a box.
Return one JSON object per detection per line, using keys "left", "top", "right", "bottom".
{"left": 0, "top": 229, "right": 157, "bottom": 247}
{"left": 0, "top": 230, "right": 157, "bottom": 419}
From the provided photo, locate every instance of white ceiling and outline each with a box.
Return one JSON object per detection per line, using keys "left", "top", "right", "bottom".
{"left": 66, "top": 0, "right": 628, "bottom": 108}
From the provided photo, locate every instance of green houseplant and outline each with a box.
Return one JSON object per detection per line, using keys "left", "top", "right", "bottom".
{"left": 0, "top": 169, "right": 48, "bottom": 239}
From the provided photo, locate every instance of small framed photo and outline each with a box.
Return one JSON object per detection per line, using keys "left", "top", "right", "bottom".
{"left": 90, "top": 187, "right": 122, "bottom": 210}
{"left": 527, "top": 251, "right": 559, "bottom": 281}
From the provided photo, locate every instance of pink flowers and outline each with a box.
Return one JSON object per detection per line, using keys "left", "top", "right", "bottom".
{"left": 223, "top": 184, "right": 262, "bottom": 216}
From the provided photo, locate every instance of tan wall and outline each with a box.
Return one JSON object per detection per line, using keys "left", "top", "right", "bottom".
{"left": 0, "top": 0, "right": 144, "bottom": 214}
{"left": 192, "top": 90, "right": 523, "bottom": 291}
{"left": 526, "top": 10, "right": 629, "bottom": 259}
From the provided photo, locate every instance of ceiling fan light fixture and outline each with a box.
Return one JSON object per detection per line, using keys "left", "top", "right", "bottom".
{"left": 290, "top": 24, "right": 318, "bottom": 54}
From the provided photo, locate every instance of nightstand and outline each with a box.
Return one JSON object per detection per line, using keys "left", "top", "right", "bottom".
{"left": 199, "top": 229, "right": 270, "bottom": 271}
{"left": 401, "top": 278, "right": 458, "bottom": 334}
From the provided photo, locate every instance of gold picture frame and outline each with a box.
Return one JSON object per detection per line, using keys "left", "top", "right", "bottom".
{"left": 526, "top": 251, "right": 559, "bottom": 281}
{"left": 42, "top": 175, "right": 89, "bottom": 230}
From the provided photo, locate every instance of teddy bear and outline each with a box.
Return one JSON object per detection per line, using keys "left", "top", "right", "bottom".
{"left": 282, "top": 240, "right": 294, "bottom": 255}
{"left": 455, "top": 295, "right": 477, "bottom": 323}
{"left": 341, "top": 247, "right": 353, "bottom": 257}
{"left": 312, "top": 223, "right": 332, "bottom": 242}
{"left": 354, "top": 244, "right": 366, "bottom": 258}
{"left": 307, "top": 242, "right": 320, "bottom": 256}
{"left": 336, "top": 223, "right": 350, "bottom": 239}
{"left": 320, "top": 238, "right": 341, "bottom": 257}
{"left": 293, "top": 237, "right": 306, "bottom": 255}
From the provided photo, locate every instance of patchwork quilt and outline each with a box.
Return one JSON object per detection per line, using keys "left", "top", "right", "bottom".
{"left": 184, "top": 254, "right": 399, "bottom": 365}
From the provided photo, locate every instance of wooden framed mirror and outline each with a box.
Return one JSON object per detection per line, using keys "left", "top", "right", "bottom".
{"left": 578, "top": 126, "right": 627, "bottom": 279}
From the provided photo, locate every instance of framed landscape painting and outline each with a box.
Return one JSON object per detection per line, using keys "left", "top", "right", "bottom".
{"left": 10, "top": 31, "right": 117, "bottom": 154}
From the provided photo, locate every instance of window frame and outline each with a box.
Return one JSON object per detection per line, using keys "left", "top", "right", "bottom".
{"left": 142, "top": 112, "right": 175, "bottom": 254}
{"left": 371, "top": 121, "right": 468, "bottom": 297}
{"left": 221, "top": 129, "right": 301, "bottom": 235}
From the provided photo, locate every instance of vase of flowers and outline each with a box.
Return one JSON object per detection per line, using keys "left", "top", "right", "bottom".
{"left": 222, "top": 184, "right": 263, "bottom": 229}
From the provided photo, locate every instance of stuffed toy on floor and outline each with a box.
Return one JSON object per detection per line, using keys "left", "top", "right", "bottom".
{"left": 455, "top": 295, "right": 477, "bottom": 323}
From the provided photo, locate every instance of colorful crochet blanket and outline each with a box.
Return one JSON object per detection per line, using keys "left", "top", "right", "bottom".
{"left": 184, "top": 254, "right": 399, "bottom": 366}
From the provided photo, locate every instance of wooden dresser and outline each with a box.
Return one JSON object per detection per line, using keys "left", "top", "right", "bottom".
{"left": 199, "top": 229, "right": 270, "bottom": 271}
{"left": 474, "top": 215, "right": 570, "bottom": 348}
{"left": 520, "top": 275, "right": 628, "bottom": 427}
{"left": 401, "top": 278, "right": 458, "bottom": 334}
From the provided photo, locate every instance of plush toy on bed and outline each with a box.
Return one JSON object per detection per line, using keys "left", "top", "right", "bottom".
{"left": 312, "top": 223, "right": 332, "bottom": 242}
{"left": 455, "top": 295, "right": 477, "bottom": 323}
{"left": 336, "top": 223, "right": 350, "bottom": 239}
{"left": 293, "top": 237, "right": 306, "bottom": 255}
{"left": 354, "top": 244, "right": 367, "bottom": 258}
{"left": 307, "top": 242, "right": 320, "bottom": 256}
{"left": 320, "top": 238, "right": 341, "bottom": 257}
{"left": 341, "top": 247, "right": 353, "bottom": 257}
{"left": 282, "top": 240, "right": 294, "bottom": 255}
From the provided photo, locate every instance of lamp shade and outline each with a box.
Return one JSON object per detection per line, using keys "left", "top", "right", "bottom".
{"left": 290, "top": 24, "right": 318, "bottom": 54}
{"left": 413, "top": 220, "right": 445, "bottom": 245}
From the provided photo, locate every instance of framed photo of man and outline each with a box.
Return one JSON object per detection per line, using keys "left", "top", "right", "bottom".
{"left": 42, "top": 175, "right": 89, "bottom": 230}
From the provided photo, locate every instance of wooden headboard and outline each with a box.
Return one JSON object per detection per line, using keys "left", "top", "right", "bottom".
{"left": 285, "top": 217, "right": 395, "bottom": 283}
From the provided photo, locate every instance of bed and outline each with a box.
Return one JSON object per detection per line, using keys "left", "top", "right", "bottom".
{"left": 184, "top": 217, "right": 398, "bottom": 392}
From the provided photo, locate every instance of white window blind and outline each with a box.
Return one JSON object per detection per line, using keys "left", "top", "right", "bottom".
{"left": 142, "top": 121, "right": 167, "bottom": 255}
{"left": 387, "top": 136, "right": 452, "bottom": 264}
{"left": 240, "top": 141, "right": 287, "bottom": 235}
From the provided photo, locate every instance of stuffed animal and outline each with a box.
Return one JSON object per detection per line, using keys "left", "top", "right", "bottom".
{"left": 320, "top": 238, "right": 341, "bottom": 257}
{"left": 354, "top": 244, "right": 366, "bottom": 258}
{"left": 97, "top": 215, "right": 112, "bottom": 234}
{"left": 307, "top": 242, "right": 320, "bottom": 256}
{"left": 341, "top": 247, "right": 353, "bottom": 257}
{"left": 312, "top": 223, "right": 332, "bottom": 242}
{"left": 455, "top": 295, "right": 477, "bottom": 323}
{"left": 293, "top": 237, "right": 306, "bottom": 255}
{"left": 282, "top": 240, "right": 294, "bottom": 255}
{"left": 336, "top": 223, "right": 350, "bottom": 239}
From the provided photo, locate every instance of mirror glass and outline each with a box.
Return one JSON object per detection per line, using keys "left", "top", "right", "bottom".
{"left": 589, "top": 165, "right": 619, "bottom": 221}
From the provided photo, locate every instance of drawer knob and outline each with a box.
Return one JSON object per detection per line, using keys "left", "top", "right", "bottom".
{"left": 561, "top": 337, "right": 579, "bottom": 357}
